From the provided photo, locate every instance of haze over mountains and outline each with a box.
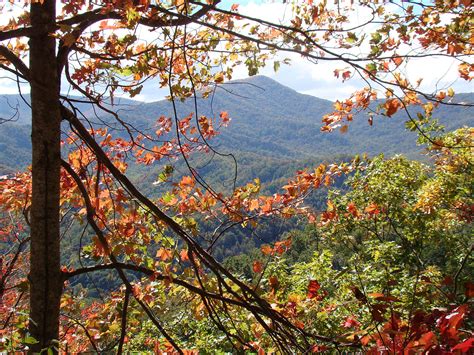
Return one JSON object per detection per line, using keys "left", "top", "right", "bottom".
{"left": 0, "top": 75, "right": 472, "bottom": 175}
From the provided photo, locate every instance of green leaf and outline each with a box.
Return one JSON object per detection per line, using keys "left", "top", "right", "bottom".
{"left": 24, "top": 336, "right": 39, "bottom": 345}
{"left": 346, "top": 32, "right": 358, "bottom": 43}
{"left": 366, "top": 63, "right": 377, "bottom": 73}
{"left": 371, "top": 32, "right": 382, "bottom": 44}
{"left": 273, "top": 61, "right": 280, "bottom": 72}
{"left": 162, "top": 192, "right": 176, "bottom": 204}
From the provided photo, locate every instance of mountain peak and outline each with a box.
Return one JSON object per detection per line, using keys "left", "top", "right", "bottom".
{"left": 223, "top": 75, "right": 298, "bottom": 94}
{"left": 238, "top": 75, "right": 284, "bottom": 86}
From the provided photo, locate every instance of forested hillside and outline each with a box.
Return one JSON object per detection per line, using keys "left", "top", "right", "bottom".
{"left": 1, "top": 76, "right": 472, "bottom": 175}
{"left": 1, "top": 75, "right": 471, "bottom": 262}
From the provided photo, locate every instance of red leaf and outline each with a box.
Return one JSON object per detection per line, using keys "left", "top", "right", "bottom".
{"left": 452, "top": 337, "right": 474, "bottom": 353}
{"left": 417, "top": 331, "right": 437, "bottom": 352}
{"left": 220, "top": 111, "right": 230, "bottom": 125}
{"left": 311, "top": 344, "right": 328, "bottom": 352}
{"left": 342, "top": 315, "right": 361, "bottom": 328}
{"left": 371, "top": 308, "right": 385, "bottom": 322}
{"left": 464, "top": 281, "right": 474, "bottom": 298}
{"left": 347, "top": 202, "right": 359, "bottom": 217}
{"left": 307, "top": 280, "right": 321, "bottom": 299}
{"left": 352, "top": 287, "right": 366, "bottom": 301}
{"left": 269, "top": 276, "right": 279, "bottom": 289}
{"left": 253, "top": 261, "right": 264, "bottom": 274}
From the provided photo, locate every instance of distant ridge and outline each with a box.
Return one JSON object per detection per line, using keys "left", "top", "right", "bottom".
{"left": 0, "top": 75, "right": 472, "bottom": 174}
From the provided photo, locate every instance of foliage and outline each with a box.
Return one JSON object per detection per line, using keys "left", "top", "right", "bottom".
{"left": 170, "top": 128, "right": 473, "bottom": 353}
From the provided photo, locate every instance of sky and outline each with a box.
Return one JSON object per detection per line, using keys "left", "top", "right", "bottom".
{"left": 0, "top": 0, "right": 472, "bottom": 102}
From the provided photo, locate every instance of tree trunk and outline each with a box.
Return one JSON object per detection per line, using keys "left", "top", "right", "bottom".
{"left": 28, "top": 0, "right": 62, "bottom": 352}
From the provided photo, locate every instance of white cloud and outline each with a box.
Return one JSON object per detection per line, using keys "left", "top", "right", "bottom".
{"left": 0, "top": 1, "right": 471, "bottom": 102}
{"left": 229, "top": 1, "right": 472, "bottom": 101}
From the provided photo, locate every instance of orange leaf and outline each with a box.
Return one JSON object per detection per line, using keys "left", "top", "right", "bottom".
{"left": 269, "top": 276, "right": 279, "bottom": 289}
{"left": 156, "top": 248, "right": 172, "bottom": 261}
{"left": 253, "top": 261, "right": 264, "bottom": 273}
{"left": 365, "top": 203, "right": 380, "bottom": 215}
{"left": 385, "top": 99, "right": 401, "bottom": 117}
{"left": 347, "top": 202, "right": 359, "bottom": 217}
{"left": 261, "top": 244, "right": 273, "bottom": 255}
{"left": 180, "top": 176, "right": 194, "bottom": 186}
{"left": 392, "top": 56, "right": 403, "bottom": 66}
{"left": 179, "top": 249, "right": 189, "bottom": 262}
{"left": 220, "top": 111, "right": 230, "bottom": 124}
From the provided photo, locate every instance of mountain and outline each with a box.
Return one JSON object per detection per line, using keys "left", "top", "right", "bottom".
{"left": 1, "top": 77, "right": 471, "bottom": 260}
{"left": 0, "top": 75, "right": 472, "bottom": 176}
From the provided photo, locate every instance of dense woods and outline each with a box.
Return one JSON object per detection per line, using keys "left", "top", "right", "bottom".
{"left": 0, "top": 0, "right": 472, "bottom": 353}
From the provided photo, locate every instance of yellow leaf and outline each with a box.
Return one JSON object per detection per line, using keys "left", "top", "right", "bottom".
{"left": 249, "top": 199, "right": 259, "bottom": 211}
{"left": 214, "top": 72, "right": 225, "bottom": 83}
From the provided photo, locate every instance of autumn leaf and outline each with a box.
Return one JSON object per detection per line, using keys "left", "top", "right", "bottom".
{"left": 220, "top": 111, "right": 230, "bottom": 125}
{"left": 261, "top": 244, "right": 273, "bottom": 255}
{"left": 269, "top": 276, "right": 279, "bottom": 290}
{"left": 371, "top": 308, "right": 385, "bottom": 322}
{"left": 249, "top": 199, "right": 260, "bottom": 211}
{"left": 61, "top": 33, "right": 76, "bottom": 47}
{"left": 253, "top": 261, "right": 264, "bottom": 273}
{"left": 351, "top": 287, "right": 366, "bottom": 302}
{"left": 180, "top": 176, "right": 194, "bottom": 187}
{"left": 365, "top": 203, "right": 380, "bottom": 215}
{"left": 347, "top": 202, "right": 359, "bottom": 217}
{"left": 311, "top": 344, "right": 328, "bottom": 352}
{"left": 214, "top": 72, "right": 225, "bottom": 83}
{"left": 342, "top": 316, "right": 360, "bottom": 328}
{"left": 307, "top": 280, "right": 320, "bottom": 299}
{"left": 392, "top": 56, "right": 403, "bottom": 66}
{"left": 156, "top": 248, "right": 173, "bottom": 261}
{"left": 452, "top": 338, "right": 474, "bottom": 353}
{"left": 385, "top": 99, "right": 401, "bottom": 117}
{"left": 179, "top": 249, "right": 189, "bottom": 262}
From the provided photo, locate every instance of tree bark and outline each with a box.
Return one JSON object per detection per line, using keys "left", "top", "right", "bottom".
{"left": 28, "top": 0, "right": 62, "bottom": 352}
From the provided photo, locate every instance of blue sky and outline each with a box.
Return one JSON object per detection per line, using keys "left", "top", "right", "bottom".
{"left": 0, "top": 1, "right": 472, "bottom": 102}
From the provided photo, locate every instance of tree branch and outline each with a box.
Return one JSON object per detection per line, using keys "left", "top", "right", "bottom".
{"left": 61, "top": 158, "right": 184, "bottom": 354}
{"left": 117, "top": 288, "right": 130, "bottom": 355}
{"left": 61, "top": 104, "right": 348, "bottom": 351}
{"left": 0, "top": 45, "right": 30, "bottom": 80}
